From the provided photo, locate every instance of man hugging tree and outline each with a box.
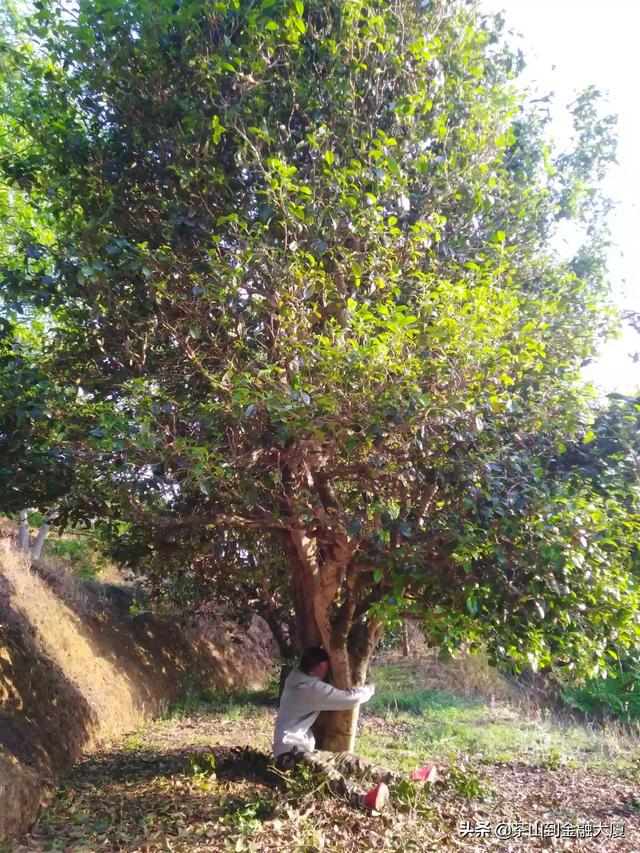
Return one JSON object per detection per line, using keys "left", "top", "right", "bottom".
{"left": 273, "top": 648, "right": 437, "bottom": 812}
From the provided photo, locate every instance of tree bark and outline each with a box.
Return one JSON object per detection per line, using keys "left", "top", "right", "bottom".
{"left": 314, "top": 705, "right": 361, "bottom": 752}
{"left": 278, "top": 663, "right": 292, "bottom": 700}
{"left": 18, "top": 510, "right": 29, "bottom": 554}
{"left": 403, "top": 619, "right": 411, "bottom": 657}
{"left": 31, "top": 520, "right": 51, "bottom": 561}
{"left": 278, "top": 530, "right": 323, "bottom": 648}
{"left": 254, "top": 602, "right": 296, "bottom": 659}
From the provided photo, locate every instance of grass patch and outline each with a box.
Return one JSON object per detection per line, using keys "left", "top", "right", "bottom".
{"left": 359, "top": 660, "right": 640, "bottom": 777}
{"left": 368, "top": 685, "right": 480, "bottom": 717}
{"left": 121, "top": 728, "right": 147, "bottom": 752}
{"left": 166, "top": 682, "right": 279, "bottom": 720}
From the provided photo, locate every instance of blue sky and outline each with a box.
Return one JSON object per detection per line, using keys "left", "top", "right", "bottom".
{"left": 481, "top": 0, "right": 640, "bottom": 395}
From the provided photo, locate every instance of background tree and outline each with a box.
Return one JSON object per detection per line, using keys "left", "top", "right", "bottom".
{"left": 1, "top": 0, "right": 637, "bottom": 749}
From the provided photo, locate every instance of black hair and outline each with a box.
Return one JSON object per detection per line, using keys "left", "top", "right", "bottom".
{"left": 299, "top": 647, "right": 330, "bottom": 675}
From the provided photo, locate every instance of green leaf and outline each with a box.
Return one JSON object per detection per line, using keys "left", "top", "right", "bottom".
{"left": 211, "top": 114, "right": 226, "bottom": 145}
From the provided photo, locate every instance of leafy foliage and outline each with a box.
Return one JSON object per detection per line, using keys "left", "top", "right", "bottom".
{"left": 563, "top": 657, "right": 640, "bottom": 723}
{"left": 0, "top": 0, "right": 636, "bottom": 681}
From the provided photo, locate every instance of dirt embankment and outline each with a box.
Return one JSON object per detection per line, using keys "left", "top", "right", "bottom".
{"left": 0, "top": 538, "right": 277, "bottom": 842}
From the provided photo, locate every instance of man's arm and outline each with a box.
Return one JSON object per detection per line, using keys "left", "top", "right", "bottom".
{"left": 302, "top": 680, "right": 375, "bottom": 711}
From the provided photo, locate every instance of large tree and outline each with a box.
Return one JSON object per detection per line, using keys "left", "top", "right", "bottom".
{"left": 2, "top": 0, "right": 638, "bottom": 748}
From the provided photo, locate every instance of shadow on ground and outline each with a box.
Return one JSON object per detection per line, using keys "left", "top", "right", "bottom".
{"left": 73, "top": 744, "right": 281, "bottom": 787}
{"left": 10, "top": 746, "right": 284, "bottom": 852}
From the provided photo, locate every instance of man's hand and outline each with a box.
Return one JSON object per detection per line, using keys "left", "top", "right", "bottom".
{"left": 349, "top": 683, "right": 375, "bottom": 696}
{"left": 356, "top": 683, "right": 376, "bottom": 704}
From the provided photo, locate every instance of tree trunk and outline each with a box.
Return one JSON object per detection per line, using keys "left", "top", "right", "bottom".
{"left": 31, "top": 521, "right": 51, "bottom": 561}
{"left": 282, "top": 528, "right": 383, "bottom": 753}
{"left": 314, "top": 705, "right": 361, "bottom": 752}
{"left": 312, "top": 640, "right": 362, "bottom": 753}
{"left": 313, "top": 620, "right": 384, "bottom": 753}
{"left": 256, "top": 603, "right": 296, "bottom": 660}
{"left": 18, "top": 510, "right": 29, "bottom": 554}
{"left": 278, "top": 531, "right": 323, "bottom": 649}
{"left": 29, "top": 506, "right": 58, "bottom": 561}
{"left": 278, "top": 663, "right": 292, "bottom": 700}
{"left": 402, "top": 619, "right": 411, "bottom": 657}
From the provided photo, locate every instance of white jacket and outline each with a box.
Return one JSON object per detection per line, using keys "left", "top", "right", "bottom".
{"left": 273, "top": 668, "right": 375, "bottom": 758}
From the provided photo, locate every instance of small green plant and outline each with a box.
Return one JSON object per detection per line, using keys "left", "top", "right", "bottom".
{"left": 127, "top": 597, "right": 145, "bottom": 616}
{"left": 392, "top": 778, "right": 435, "bottom": 820}
{"left": 40, "top": 530, "right": 113, "bottom": 581}
{"left": 218, "top": 792, "right": 277, "bottom": 847}
{"left": 165, "top": 682, "right": 213, "bottom": 717}
{"left": 271, "top": 759, "right": 332, "bottom": 809}
{"left": 444, "top": 761, "right": 490, "bottom": 800}
{"left": 122, "top": 730, "right": 145, "bottom": 752}
{"left": 187, "top": 751, "right": 217, "bottom": 786}
{"left": 540, "top": 744, "right": 563, "bottom": 770}
{"left": 48, "top": 538, "right": 100, "bottom": 580}
{"left": 232, "top": 800, "right": 264, "bottom": 835}
{"left": 281, "top": 761, "right": 318, "bottom": 796}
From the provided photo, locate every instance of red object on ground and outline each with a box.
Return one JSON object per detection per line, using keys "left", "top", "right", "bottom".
{"left": 363, "top": 781, "right": 390, "bottom": 812}
{"left": 410, "top": 764, "right": 438, "bottom": 783}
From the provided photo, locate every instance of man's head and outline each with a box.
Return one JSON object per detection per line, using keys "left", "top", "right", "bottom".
{"left": 299, "top": 647, "right": 330, "bottom": 679}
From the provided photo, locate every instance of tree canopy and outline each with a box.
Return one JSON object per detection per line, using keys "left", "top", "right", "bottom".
{"left": 1, "top": 0, "right": 638, "bottom": 714}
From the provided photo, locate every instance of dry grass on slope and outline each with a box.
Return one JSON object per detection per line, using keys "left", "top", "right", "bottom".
{"left": 0, "top": 534, "right": 277, "bottom": 843}
{"left": 1, "top": 541, "right": 158, "bottom": 740}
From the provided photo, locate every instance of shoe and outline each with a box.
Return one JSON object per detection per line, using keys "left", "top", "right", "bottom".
{"left": 410, "top": 763, "right": 437, "bottom": 783}
{"left": 363, "top": 781, "right": 389, "bottom": 812}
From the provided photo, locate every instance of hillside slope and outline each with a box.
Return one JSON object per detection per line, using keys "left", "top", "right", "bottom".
{"left": 0, "top": 537, "right": 276, "bottom": 842}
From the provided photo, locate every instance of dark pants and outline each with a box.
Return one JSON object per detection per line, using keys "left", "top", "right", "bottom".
{"left": 275, "top": 747, "right": 403, "bottom": 808}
